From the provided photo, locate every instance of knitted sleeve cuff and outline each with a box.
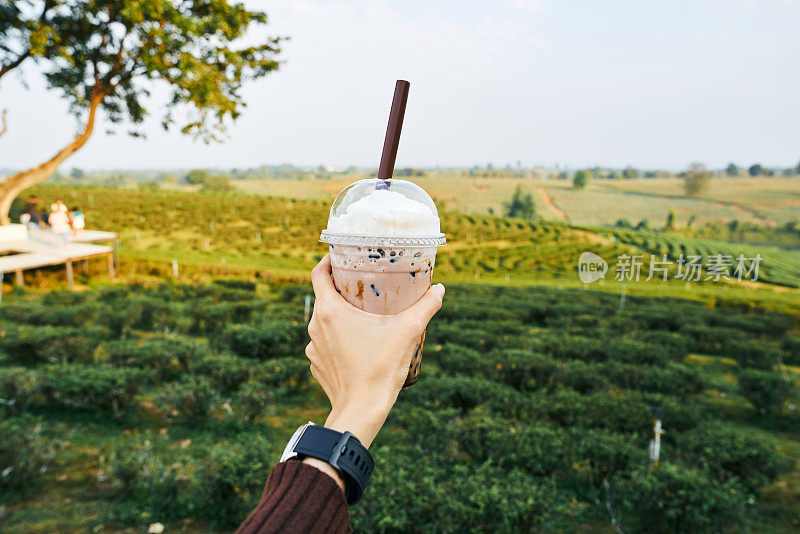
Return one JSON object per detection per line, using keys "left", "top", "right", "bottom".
{"left": 236, "top": 459, "right": 351, "bottom": 534}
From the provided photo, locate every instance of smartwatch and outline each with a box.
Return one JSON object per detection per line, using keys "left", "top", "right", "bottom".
{"left": 280, "top": 422, "right": 374, "bottom": 505}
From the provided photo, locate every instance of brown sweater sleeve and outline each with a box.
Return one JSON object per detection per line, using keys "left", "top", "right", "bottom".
{"left": 235, "top": 460, "right": 352, "bottom": 534}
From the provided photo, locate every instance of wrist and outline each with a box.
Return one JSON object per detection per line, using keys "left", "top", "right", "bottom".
{"left": 325, "top": 394, "right": 394, "bottom": 448}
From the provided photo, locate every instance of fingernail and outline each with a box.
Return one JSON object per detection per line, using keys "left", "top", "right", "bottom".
{"left": 431, "top": 283, "right": 445, "bottom": 299}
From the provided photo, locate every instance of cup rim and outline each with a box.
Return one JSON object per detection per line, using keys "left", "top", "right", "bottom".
{"left": 320, "top": 230, "right": 446, "bottom": 247}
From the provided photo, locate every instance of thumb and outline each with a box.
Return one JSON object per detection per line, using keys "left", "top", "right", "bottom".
{"left": 400, "top": 283, "right": 445, "bottom": 327}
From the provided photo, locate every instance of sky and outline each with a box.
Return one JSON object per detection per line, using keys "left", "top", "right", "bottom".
{"left": 1, "top": 0, "right": 799, "bottom": 171}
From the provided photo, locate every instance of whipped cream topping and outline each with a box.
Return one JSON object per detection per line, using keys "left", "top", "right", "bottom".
{"left": 326, "top": 189, "right": 440, "bottom": 236}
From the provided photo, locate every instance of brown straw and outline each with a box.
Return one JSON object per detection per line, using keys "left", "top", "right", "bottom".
{"left": 377, "top": 80, "right": 411, "bottom": 184}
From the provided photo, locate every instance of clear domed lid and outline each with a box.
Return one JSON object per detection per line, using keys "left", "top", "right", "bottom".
{"left": 320, "top": 178, "right": 446, "bottom": 246}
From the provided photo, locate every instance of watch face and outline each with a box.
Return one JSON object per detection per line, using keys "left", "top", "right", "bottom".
{"left": 279, "top": 422, "right": 314, "bottom": 462}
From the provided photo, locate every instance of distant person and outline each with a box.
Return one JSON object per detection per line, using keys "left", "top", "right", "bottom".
{"left": 38, "top": 207, "right": 50, "bottom": 228}
{"left": 51, "top": 199, "right": 68, "bottom": 214}
{"left": 236, "top": 255, "right": 445, "bottom": 534}
{"left": 70, "top": 206, "right": 85, "bottom": 236}
{"left": 48, "top": 203, "right": 71, "bottom": 247}
{"left": 23, "top": 195, "right": 41, "bottom": 227}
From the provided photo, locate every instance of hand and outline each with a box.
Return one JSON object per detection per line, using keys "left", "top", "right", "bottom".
{"left": 305, "top": 254, "right": 445, "bottom": 448}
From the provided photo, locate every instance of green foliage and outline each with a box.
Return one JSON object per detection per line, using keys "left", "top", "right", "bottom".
{"left": 38, "top": 0, "right": 282, "bottom": 141}
{"left": 103, "top": 336, "right": 205, "bottom": 380}
{"left": 726, "top": 162, "right": 740, "bottom": 176}
{"left": 0, "top": 367, "right": 38, "bottom": 417}
{"left": 202, "top": 174, "right": 234, "bottom": 192}
{"left": 749, "top": 163, "right": 763, "bottom": 176}
{"left": 222, "top": 321, "right": 305, "bottom": 360}
{"left": 0, "top": 283, "right": 797, "bottom": 531}
{"left": 503, "top": 185, "right": 536, "bottom": 219}
{"left": 185, "top": 169, "right": 210, "bottom": 185}
{"left": 680, "top": 422, "right": 792, "bottom": 491}
{"left": 683, "top": 164, "right": 712, "bottom": 197}
{"left": 665, "top": 209, "right": 676, "bottom": 229}
{"left": 572, "top": 169, "right": 589, "bottom": 189}
{"left": 738, "top": 369, "right": 795, "bottom": 414}
{"left": 156, "top": 376, "right": 219, "bottom": 423}
{"left": 0, "top": 416, "right": 61, "bottom": 501}
{"left": 622, "top": 464, "right": 750, "bottom": 533}
{"left": 191, "top": 353, "right": 251, "bottom": 392}
{"left": 39, "top": 364, "right": 147, "bottom": 417}
{"left": 0, "top": 323, "right": 105, "bottom": 364}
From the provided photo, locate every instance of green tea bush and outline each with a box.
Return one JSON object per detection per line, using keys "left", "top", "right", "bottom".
{"left": 222, "top": 321, "right": 305, "bottom": 360}
{"left": 104, "top": 336, "right": 206, "bottom": 380}
{"left": 104, "top": 436, "right": 197, "bottom": 525}
{"left": 191, "top": 353, "right": 251, "bottom": 392}
{"left": 601, "top": 361, "right": 705, "bottom": 395}
{"left": 97, "top": 298, "right": 145, "bottom": 338}
{"left": 737, "top": 369, "right": 795, "bottom": 414}
{"left": 621, "top": 464, "right": 749, "bottom": 533}
{"left": 251, "top": 357, "right": 310, "bottom": 391}
{"left": 554, "top": 360, "right": 608, "bottom": 393}
{"left": 0, "top": 416, "right": 61, "bottom": 501}
{"left": 486, "top": 349, "right": 559, "bottom": 391}
{"left": 679, "top": 422, "right": 792, "bottom": 490}
{"left": 194, "top": 438, "right": 275, "bottom": 527}
{"left": 156, "top": 376, "right": 219, "bottom": 422}
{"left": 447, "top": 410, "right": 570, "bottom": 475}
{"left": 569, "top": 428, "right": 646, "bottom": 483}
{"left": 0, "top": 302, "right": 98, "bottom": 327}
{"left": 0, "top": 367, "right": 39, "bottom": 417}
{"left": 782, "top": 335, "right": 800, "bottom": 365}
{"left": 404, "top": 376, "right": 527, "bottom": 417}
{"left": 356, "top": 452, "right": 589, "bottom": 532}
{"left": 0, "top": 323, "right": 105, "bottom": 364}
{"left": 39, "top": 364, "right": 147, "bottom": 417}
{"left": 726, "top": 340, "right": 780, "bottom": 369}
{"left": 232, "top": 380, "right": 276, "bottom": 423}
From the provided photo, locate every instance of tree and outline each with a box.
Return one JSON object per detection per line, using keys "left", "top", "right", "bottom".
{"left": 0, "top": 0, "right": 283, "bottom": 223}
{"left": 726, "top": 163, "right": 739, "bottom": 177}
{"left": 748, "top": 164, "right": 763, "bottom": 176}
{"left": 796, "top": 161, "right": 800, "bottom": 175}
{"left": 202, "top": 174, "right": 233, "bottom": 192}
{"left": 622, "top": 167, "right": 638, "bottom": 180}
{"left": 665, "top": 210, "right": 676, "bottom": 230}
{"left": 683, "top": 163, "right": 711, "bottom": 197}
{"left": 503, "top": 186, "right": 536, "bottom": 219}
{"left": 572, "top": 170, "right": 589, "bottom": 189}
{"left": 186, "top": 169, "right": 211, "bottom": 185}
{"left": 0, "top": 0, "right": 59, "bottom": 82}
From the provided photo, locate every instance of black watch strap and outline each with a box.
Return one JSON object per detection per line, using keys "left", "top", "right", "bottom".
{"left": 286, "top": 424, "right": 374, "bottom": 505}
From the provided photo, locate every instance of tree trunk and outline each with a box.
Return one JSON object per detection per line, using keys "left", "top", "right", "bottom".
{"left": 0, "top": 110, "right": 6, "bottom": 138}
{"left": 0, "top": 91, "right": 104, "bottom": 224}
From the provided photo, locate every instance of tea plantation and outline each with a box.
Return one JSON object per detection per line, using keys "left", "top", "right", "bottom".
{"left": 1, "top": 282, "right": 799, "bottom": 532}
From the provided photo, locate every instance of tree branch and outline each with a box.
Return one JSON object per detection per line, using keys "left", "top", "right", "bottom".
{"left": 0, "top": 87, "right": 106, "bottom": 223}
{"left": 0, "top": 50, "right": 31, "bottom": 81}
{"left": 0, "top": 109, "right": 7, "bottom": 138}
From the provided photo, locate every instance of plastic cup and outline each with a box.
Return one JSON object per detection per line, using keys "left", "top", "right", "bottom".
{"left": 320, "top": 178, "right": 446, "bottom": 387}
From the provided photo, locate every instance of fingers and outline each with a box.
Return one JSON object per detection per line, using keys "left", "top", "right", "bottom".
{"left": 311, "top": 254, "right": 339, "bottom": 301}
{"left": 399, "top": 283, "right": 445, "bottom": 330}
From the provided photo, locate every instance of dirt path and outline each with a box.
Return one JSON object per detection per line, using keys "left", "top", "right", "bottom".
{"left": 538, "top": 188, "right": 568, "bottom": 221}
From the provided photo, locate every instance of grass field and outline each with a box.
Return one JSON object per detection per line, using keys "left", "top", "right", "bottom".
{"left": 234, "top": 176, "right": 800, "bottom": 227}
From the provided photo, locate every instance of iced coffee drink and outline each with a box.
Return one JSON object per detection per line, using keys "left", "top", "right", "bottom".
{"left": 320, "top": 178, "right": 446, "bottom": 387}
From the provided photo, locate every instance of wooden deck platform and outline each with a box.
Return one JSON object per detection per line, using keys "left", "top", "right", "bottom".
{"left": 0, "top": 229, "right": 117, "bottom": 289}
